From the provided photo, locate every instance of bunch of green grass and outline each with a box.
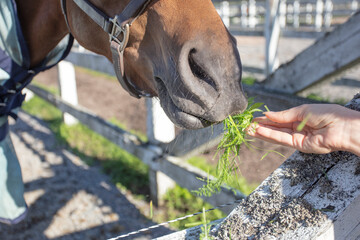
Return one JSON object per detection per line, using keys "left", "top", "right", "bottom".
{"left": 194, "top": 98, "right": 279, "bottom": 197}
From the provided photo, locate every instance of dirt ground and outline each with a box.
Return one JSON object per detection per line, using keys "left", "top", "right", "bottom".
{"left": 0, "top": 112, "right": 172, "bottom": 240}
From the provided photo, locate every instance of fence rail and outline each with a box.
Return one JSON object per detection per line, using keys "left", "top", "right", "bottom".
{"left": 214, "top": 0, "right": 359, "bottom": 34}
{"left": 213, "top": 0, "right": 359, "bottom": 76}
{"left": 262, "top": 9, "right": 360, "bottom": 93}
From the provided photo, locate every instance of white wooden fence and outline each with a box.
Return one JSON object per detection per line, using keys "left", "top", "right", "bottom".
{"left": 214, "top": 0, "right": 359, "bottom": 35}
{"left": 213, "top": 0, "right": 359, "bottom": 76}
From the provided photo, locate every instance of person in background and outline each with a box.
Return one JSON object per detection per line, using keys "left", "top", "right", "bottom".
{"left": 247, "top": 104, "right": 360, "bottom": 157}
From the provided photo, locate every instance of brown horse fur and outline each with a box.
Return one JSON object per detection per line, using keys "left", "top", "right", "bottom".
{"left": 15, "top": 0, "right": 248, "bottom": 129}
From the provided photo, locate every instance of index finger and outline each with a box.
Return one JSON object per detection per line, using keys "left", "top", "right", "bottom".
{"left": 264, "top": 105, "right": 308, "bottom": 124}
{"left": 253, "top": 116, "right": 296, "bottom": 129}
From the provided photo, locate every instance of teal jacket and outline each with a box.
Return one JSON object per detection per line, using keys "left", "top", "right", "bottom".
{"left": 0, "top": 0, "right": 73, "bottom": 224}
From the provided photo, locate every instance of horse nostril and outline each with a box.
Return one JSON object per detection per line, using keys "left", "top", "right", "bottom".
{"left": 188, "top": 48, "right": 217, "bottom": 91}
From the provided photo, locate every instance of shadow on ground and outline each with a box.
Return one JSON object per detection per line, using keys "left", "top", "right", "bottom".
{"left": 0, "top": 111, "right": 172, "bottom": 240}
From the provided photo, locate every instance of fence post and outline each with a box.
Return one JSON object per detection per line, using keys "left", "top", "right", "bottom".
{"left": 306, "top": 3, "right": 313, "bottom": 25}
{"left": 23, "top": 88, "right": 34, "bottom": 102}
{"left": 57, "top": 61, "right": 79, "bottom": 125}
{"left": 316, "top": 0, "right": 324, "bottom": 30}
{"left": 241, "top": 0, "right": 248, "bottom": 26}
{"left": 265, "top": 0, "right": 281, "bottom": 76}
{"left": 146, "top": 98, "right": 175, "bottom": 206}
{"left": 351, "top": 0, "right": 358, "bottom": 11}
{"left": 248, "top": 0, "right": 257, "bottom": 28}
{"left": 279, "top": 0, "right": 287, "bottom": 28}
{"left": 324, "top": 0, "right": 333, "bottom": 28}
{"left": 293, "top": 0, "right": 300, "bottom": 28}
{"left": 221, "top": 1, "right": 230, "bottom": 28}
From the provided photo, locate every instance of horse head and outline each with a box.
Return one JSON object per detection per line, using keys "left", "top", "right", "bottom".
{"left": 65, "top": 0, "right": 248, "bottom": 129}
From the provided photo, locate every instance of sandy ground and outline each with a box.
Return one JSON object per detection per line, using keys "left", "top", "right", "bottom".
{"left": 0, "top": 112, "right": 172, "bottom": 240}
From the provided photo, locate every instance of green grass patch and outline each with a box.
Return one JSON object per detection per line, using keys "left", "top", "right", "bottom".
{"left": 22, "top": 93, "right": 149, "bottom": 195}
{"left": 187, "top": 156, "right": 257, "bottom": 196}
{"left": 242, "top": 77, "right": 256, "bottom": 86}
{"left": 156, "top": 185, "right": 225, "bottom": 230}
{"left": 76, "top": 66, "right": 117, "bottom": 82}
{"left": 22, "top": 93, "right": 62, "bottom": 121}
{"left": 109, "top": 117, "right": 148, "bottom": 143}
{"left": 306, "top": 93, "right": 347, "bottom": 105}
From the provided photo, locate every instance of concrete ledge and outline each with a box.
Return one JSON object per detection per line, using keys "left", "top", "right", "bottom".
{"left": 212, "top": 150, "right": 360, "bottom": 239}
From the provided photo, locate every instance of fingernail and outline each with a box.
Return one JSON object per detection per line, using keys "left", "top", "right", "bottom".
{"left": 264, "top": 111, "right": 274, "bottom": 115}
{"left": 246, "top": 123, "right": 258, "bottom": 135}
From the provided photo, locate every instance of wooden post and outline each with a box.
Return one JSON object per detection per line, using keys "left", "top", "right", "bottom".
{"left": 306, "top": 3, "right": 313, "bottom": 25}
{"left": 293, "top": 0, "right": 300, "bottom": 28}
{"left": 241, "top": 0, "right": 248, "bottom": 27}
{"left": 262, "top": 11, "right": 360, "bottom": 94}
{"left": 286, "top": 3, "right": 294, "bottom": 26}
{"left": 279, "top": 0, "right": 287, "bottom": 28}
{"left": 316, "top": 0, "right": 324, "bottom": 31}
{"left": 23, "top": 88, "right": 34, "bottom": 102}
{"left": 265, "top": 0, "right": 281, "bottom": 76}
{"left": 220, "top": 1, "right": 230, "bottom": 28}
{"left": 324, "top": 0, "right": 333, "bottom": 28}
{"left": 57, "top": 61, "right": 78, "bottom": 125}
{"left": 248, "top": 0, "right": 257, "bottom": 28}
{"left": 351, "top": 0, "right": 358, "bottom": 11}
{"left": 146, "top": 98, "right": 175, "bottom": 206}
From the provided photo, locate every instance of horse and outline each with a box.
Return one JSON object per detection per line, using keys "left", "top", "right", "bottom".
{"left": 1, "top": 0, "right": 247, "bottom": 224}
{"left": 16, "top": 0, "right": 247, "bottom": 129}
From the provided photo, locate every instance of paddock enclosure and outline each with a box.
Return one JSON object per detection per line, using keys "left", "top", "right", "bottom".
{"left": 1, "top": 0, "right": 360, "bottom": 239}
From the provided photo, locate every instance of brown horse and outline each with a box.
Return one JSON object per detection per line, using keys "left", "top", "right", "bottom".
{"left": 15, "top": 0, "right": 247, "bottom": 129}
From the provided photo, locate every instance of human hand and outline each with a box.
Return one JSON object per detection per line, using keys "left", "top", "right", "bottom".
{"left": 247, "top": 104, "right": 360, "bottom": 156}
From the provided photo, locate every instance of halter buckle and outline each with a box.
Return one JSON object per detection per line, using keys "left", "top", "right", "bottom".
{"left": 109, "top": 16, "right": 130, "bottom": 52}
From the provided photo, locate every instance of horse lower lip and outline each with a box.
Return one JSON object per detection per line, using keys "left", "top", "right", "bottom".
{"left": 155, "top": 76, "right": 213, "bottom": 129}
{"left": 169, "top": 98, "right": 213, "bottom": 129}
{"left": 173, "top": 106, "right": 211, "bottom": 129}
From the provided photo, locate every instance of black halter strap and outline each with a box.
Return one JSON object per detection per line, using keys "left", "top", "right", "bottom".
{"left": 61, "top": 0, "right": 152, "bottom": 98}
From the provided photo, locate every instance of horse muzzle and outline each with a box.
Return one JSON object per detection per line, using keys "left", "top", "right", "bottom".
{"left": 154, "top": 38, "right": 248, "bottom": 129}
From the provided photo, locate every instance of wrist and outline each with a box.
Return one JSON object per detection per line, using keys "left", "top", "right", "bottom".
{"left": 342, "top": 113, "right": 360, "bottom": 156}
